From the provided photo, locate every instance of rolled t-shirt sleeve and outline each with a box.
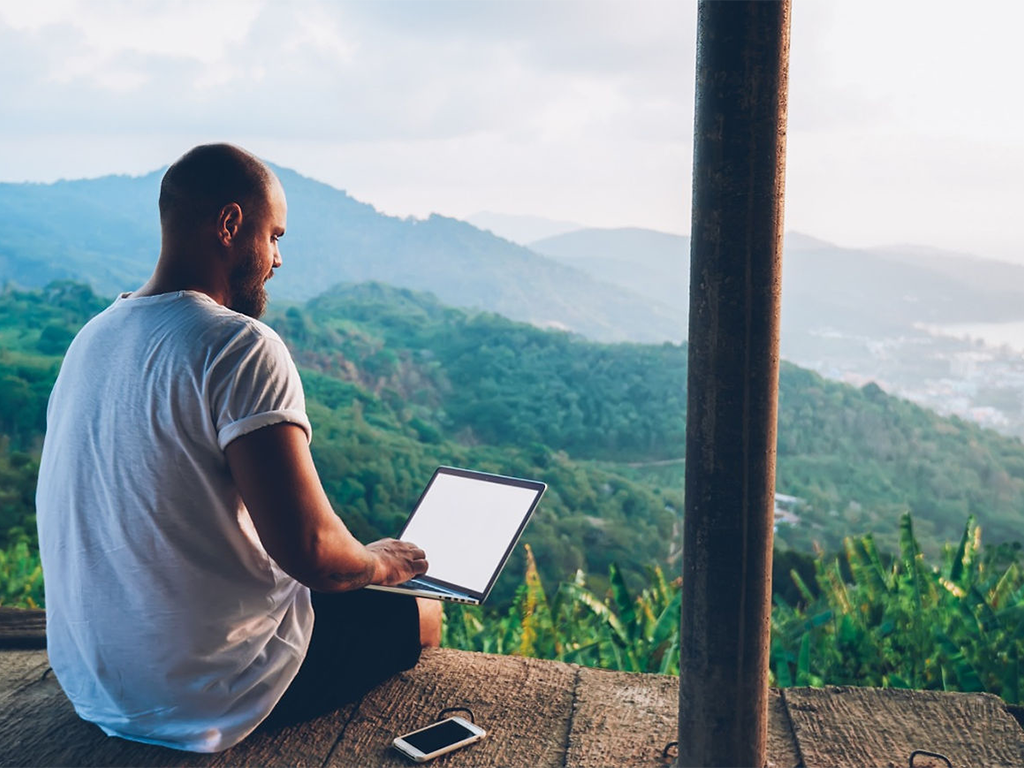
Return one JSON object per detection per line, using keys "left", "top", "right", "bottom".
{"left": 209, "top": 324, "right": 312, "bottom": 450}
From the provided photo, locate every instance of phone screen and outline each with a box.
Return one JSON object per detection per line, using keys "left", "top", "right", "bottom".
{"left": 402, "top": 719, "right": 476, "bottom": 754}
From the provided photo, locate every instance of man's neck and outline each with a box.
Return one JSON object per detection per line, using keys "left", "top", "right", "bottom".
{"left": 135, "top": 246, "right": 229, "bottom": 306}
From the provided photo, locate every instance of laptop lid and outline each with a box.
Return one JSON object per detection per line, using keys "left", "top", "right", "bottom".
{"left": 389, "top": 466, "right": 546, "bottom": 603}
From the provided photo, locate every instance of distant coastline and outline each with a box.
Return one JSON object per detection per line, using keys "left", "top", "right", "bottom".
{"left": 918, "top": 320, "right": 1024, "bottom": 352}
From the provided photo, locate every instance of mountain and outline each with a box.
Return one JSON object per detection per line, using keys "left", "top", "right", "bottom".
{"left": 465, "top": 211, "right": 585, "bottom": 245}
{"left": 10, "top": 166, "right": 1024, "bottom": 434}
{"left": 775, "top": 238, "right": 1024, "bottom": 433}
{"left": 0, "top": 172, "right": 161, "bottom": 292}
{"left": 530, "top": 227, "right": 1024, "bottom": 339}
{"left": 869, "top": 243, "right": 1024, "bottom": 301}
{"left": 529, "top": 227, "right": 689, "bottom": 311}
{"left": 0, "top": 167, "right": 682, "bottom": 344}
{"left": 780, "top": 239, "right": 1024, "bottom": 338}
{"left": 527, "top": 226, "right": 1024, "bottom": 432}
{"left": 7, "top": 164, "right": 1024, "bottom": 350}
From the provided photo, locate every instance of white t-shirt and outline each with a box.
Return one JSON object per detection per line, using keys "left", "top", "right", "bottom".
{"left": 36, "top": 290, "right": 315, "bottom": 753}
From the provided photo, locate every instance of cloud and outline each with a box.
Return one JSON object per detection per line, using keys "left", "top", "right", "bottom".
{"left": 0, "top": 0, "right": 1020, "bottom": 259}
{"left": 0, "top": 0, "right": 693, "bottom": 144}
{"left": 0, "top": 0, "right": 264, "bottom": 63}
{"left": 787, "top": 0, "right": 1024, "bottom": 139}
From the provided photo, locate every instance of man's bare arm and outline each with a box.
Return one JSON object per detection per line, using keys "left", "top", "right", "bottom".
{"left": 224, "top": 422, "right": 428, "bottom": 591}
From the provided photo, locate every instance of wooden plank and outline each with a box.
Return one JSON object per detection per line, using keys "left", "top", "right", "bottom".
{"left": 206, "top": 706, "right": 358, "bottom": 768}
{"left": 0, "top": 607, "right": 46, "bottom": 649}
{"left": 564, "top": 666, "right": 677, "bottom": 767}
{"left": 564, "top": 669, "right": 800, "bottom": 768}
{"left": 0, "top": 649, "right": 357, "bottom": 767}
{"left": 326, "top": 648, "right": 578, "bottom": 768}
{"left": 783, "top": 685, "right": 1024, "bottom": 768}
{"left": 766, "top": 689, "right": 802, "bottom": 768}
{"left": 0, "top": 648, "right": 50, "bottom": 706}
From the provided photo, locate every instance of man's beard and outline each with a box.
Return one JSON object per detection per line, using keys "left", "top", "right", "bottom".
{"left": 228, "top": 250, "right": 268, "bottom": 319}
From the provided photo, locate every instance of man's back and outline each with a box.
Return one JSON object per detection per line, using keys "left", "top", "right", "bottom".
{"left": 37, "top": 289, "right": 314, "bottom": 752}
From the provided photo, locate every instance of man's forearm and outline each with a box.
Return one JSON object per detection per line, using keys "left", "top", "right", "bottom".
{"left": 325, "top": 554, "right": 377, "bottom": 591}
{"left": 301, "top": 532, "right": 381, "bottom": 593}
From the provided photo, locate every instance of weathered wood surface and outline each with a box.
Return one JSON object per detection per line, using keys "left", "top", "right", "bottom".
{"left": 0, "top": 607, "right": 45, "bottom": 649}
{"left": 2, "top": 644, "right": 1022, "bottom": 767}
{"left": 564, "top": 665, "right": 678, "bottom": 768}
{"left": 331, "top": 650, "right": 578, "bottom": 767}
{"left": 0, "top": 649, "right": 49, "bottom": 705}
{"left": 784, "top": 685, "right": 1024, "bottom": 768}
{"left": 563, "top": 667, "right": 801, "bottom": 768}
{"left": 0, "top": 647, "right": 791, "bottom": 767}
{"left": 0, "top": 659, "right": 358, "bottom": 768}
{"left": 766, "top": 689, "right": 803, "bottom": 768}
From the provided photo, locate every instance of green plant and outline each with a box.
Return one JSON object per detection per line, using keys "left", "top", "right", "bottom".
{"left": 0, "top": 540, "right": 43, "bottom": 608}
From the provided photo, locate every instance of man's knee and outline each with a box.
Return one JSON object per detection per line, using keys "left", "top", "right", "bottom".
{"left": 416, "top": 597, "right": 443, "bottom": 648}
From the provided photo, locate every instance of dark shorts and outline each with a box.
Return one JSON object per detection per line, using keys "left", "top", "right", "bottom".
{"left": 264, "top": 588, "right": 422, "bottom": 727}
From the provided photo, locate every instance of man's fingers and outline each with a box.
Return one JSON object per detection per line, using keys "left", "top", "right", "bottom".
{"left": 402, "top": 542, "right": 427, "bottom": 576}
{"left": 371, "top": 538, "right": 428, "bottom": 579}
{"left": 397, "top": 540, "right": 426, "bottom": 559}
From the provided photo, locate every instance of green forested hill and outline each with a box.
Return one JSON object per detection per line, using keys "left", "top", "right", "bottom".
{"left": 273, "top": 282, "right": 1024, "bottom": 555}
{"left": 4, "top": 281, "right": 1024, "bottom": 606}
{"left": 285, "top": 282, "right": 688, "bottom": 461}
{"left": 775, "top": 369, "right": 1024, "bottom": 552}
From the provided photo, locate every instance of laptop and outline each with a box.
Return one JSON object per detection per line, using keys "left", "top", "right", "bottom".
{"left": 365, "top": 466, "right": 547, "bottom": 604}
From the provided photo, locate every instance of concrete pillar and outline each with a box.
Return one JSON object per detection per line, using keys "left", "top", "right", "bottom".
{"left": 678, "top": 2, "right": 791, "bottom": 767}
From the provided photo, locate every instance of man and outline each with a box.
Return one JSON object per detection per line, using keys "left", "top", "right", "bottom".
{"left": 36, "top": 143, "right": 442, "bottom": 753}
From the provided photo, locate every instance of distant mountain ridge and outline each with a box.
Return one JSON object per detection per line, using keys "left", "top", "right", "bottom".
{"left": 530, "top": 226, "right": 1024, "bottom": 356}
{"left": 530, "top": 227, "right": 1024, "bottom": 332}
{"left": 0, "top": 166, "right": 682, "bottom": 344}
{"left": 7, "top": 165, "right": 1024, "bottom": 354}
{"left": 465, "top": 211, "right": 585, "bottom": 244}
{"left": 529, "top": 227, "right": 690, "bottom": 311}
{"left": 0, "top": 171, "right": 161, "bottom": 292}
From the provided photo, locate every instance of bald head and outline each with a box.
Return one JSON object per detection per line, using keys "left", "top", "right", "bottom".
{"left": 139, "top": 143, "right": 287, "bottom": 318}
{"left": 159, "top": 144, "right": 274, "bottom": 232}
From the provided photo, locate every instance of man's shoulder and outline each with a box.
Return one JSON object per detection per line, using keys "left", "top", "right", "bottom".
{"left": 143, "top": 291, "right": 289, "bottom": 351}
{"left": 212, "top": 310, "right": 289, "bottom": 357}
{"left": 73, "top": 291, "right": 290, "bottom": 364}
{"left": 180, "top": 298, "right": 296, "bottom": 374}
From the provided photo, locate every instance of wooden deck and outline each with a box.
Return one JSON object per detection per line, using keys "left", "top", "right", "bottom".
{"left": 2, "top": 610, "right": 1023, "bottom": 766}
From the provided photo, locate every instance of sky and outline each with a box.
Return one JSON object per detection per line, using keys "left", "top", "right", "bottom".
{"left": 0, "top": 0, "right": 1021, "bottom": 262}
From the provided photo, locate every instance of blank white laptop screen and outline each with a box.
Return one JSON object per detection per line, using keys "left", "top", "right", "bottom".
{"left": 399, "top": 471, "right": 542, "bottom": 594}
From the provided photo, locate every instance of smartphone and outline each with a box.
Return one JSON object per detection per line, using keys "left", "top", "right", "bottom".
{"left": 392, "top": 716, "right": 487, "bottom": 763}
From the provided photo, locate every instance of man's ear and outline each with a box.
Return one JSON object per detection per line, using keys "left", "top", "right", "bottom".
{"left": 217, "top": 203, "right": 244, "bottom": 247}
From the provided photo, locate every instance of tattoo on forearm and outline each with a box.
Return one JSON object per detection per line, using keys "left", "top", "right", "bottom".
{"left": 328, "top": 561, "right": 375, "bottom": 590}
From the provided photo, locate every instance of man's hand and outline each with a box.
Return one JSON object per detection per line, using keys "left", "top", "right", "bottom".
{"left": 366, "top": 539, "right": 429, "bottom": 586}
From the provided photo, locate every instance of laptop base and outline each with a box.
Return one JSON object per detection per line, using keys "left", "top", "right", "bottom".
{"left": 366, "top": 582, "right": 480, "bottom": 605}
